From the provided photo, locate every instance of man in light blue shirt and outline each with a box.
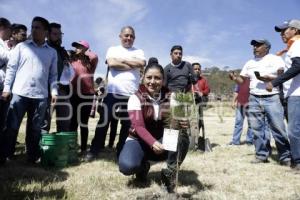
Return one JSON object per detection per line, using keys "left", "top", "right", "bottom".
{"left": 0, "top": 16, "right": 58, "bottom": 164}
{"left": 0, "top": 17, "right": 11, "bottom": 140}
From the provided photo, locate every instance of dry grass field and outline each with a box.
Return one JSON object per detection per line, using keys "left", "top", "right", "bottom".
{"left": 0, "top": 102, "right": 300, "bottom": 200}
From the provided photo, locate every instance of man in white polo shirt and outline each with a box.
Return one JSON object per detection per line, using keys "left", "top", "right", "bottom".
{"left": 267, "top": 19, "right": 300, "bottom": 171}
{"left": 229, "top": 39, "right": 291, "bottom": 165}
{"left": 86, "top": 26, "right": 146, "bottom": 160}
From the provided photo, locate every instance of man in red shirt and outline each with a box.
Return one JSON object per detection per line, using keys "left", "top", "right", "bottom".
{"left": 191, "top": 63, "right": 210, "bottom": 131}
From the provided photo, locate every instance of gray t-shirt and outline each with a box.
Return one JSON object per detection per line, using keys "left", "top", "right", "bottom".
{"left": 164, "top": 61, "right": 197, "bottom": 92}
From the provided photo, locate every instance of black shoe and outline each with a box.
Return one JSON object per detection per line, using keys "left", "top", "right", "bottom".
{"left": 250, "top": 158, "right": 269, "bottom": 164}
{"left": 26, "top": 157, "right": 40, "bottom": 165}
{"left": 291, "top": 163, "right": 300, "bottom": 170}
{"left": 135, "top": 162, "right": 150, "bottom": 182}
{"left": 280, "top": 159, "right": 292, "bottom": 167}
{"left": 290, "top": 164, "right": 300, "bottom": 174}
{"left": 84, "top": 152, "right": 97, "bottom": 162}
{"left": 79, "top": 150, "right": 87, "bottom": 157}
{"left": 0, "top": 157, "right": 6, "bottom": 165}
{"left": 161, "top": 168, "right": 175, "bottom": 193}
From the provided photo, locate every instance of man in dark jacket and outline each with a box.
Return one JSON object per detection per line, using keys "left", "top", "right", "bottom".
{"left": 41, "top": 22, "right": 71, "bottom": 133}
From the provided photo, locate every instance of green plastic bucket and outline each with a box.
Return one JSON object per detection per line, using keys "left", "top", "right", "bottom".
{"left": 57, "top": 132, "right": 78, "bottom": 164}
{"left": 40, "top": 133, "right": 69, "bottom": 168}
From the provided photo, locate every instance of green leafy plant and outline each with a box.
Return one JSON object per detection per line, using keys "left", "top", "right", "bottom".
{"left": 172, "top": 92, "right": 194, "bottom": 119}
{"left": 163, "top": 92, "right": 197, "bottom": 130}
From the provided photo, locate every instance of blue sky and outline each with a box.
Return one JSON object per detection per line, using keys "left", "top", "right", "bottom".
{"left": 1, "top": 0, "right": 299, "bottom": 77}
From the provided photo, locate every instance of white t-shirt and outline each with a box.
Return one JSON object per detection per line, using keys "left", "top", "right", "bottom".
{"left": 284, "top": 40, "right": 300, "bottom": 97}
{"left": 106, "top": 45, "right": 145, "bottom": 96}
{"left": 240, "top": 54, "right": 285, "bottom": 95}
{"left": 127, "top": 93, "right": 161, "bottom": 121}
{"left": 281, "top": 59, "right": 292, "bottom": 98}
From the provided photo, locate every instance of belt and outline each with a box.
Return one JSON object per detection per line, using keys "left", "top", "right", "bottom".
{"left": 251, "top": 94, "right": 278, "bottom": 98}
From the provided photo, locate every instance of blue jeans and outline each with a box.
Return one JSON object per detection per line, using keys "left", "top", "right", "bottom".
{"left": 119, "top": 139, "right": 167, "bottom": 175}
{"left": 231, "top": 104, "right": 253, "bottom": 144}
{"left": 0, "top": 94, "right": 47, "bottom": 160}
{"left": 119, "top": 131, "right": 189, "bottom": 175}
{"left": 90, "top": 93, "right": 130, "bottom": 156}
{"left": 247, "top": 94, "right": 290, "bottom": 161}
{"left": 288, "top": 96, "right": 300, "bottom": 164}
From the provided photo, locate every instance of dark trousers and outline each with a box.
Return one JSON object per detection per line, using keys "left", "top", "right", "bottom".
{"left": 41, "top": 84, "right": 72, "bottom": 133}
{"left": 56, "top": 84, "right": 72, "bottom": 132}
{"left": 90, "top": 93, "right": 130, "bottom": 156}
{"left": 108, "top": 118, "right": 119, "bottom": 148}
{"left": 118, "top": 131, "right": 190, "bottom": 175}
{"left": 0, "top": 98, "right": 10, "bottom": 158}
{"left": 69, "top": 93, "right": 93, "bottom": 151}
{"left": 94, "top": 101, "right": 119, "bottom": 148}
{"left": 197, "top": 103, "right": 204, "bottom": 130}
{"left": 0, "top": 95, "right": 47, "bottom": 160}
{"left": 0, "top": 98, "right": 9, "bottom": 133}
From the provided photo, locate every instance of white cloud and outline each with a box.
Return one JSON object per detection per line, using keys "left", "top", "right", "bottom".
{"left": 1, "top": 0, "right": 285, "bottom": 72}
{"left": 183, "top": 55, "right": 212, "bottom": 66}
{"left": 179, "top": 18, "right": 257, "bottom": 68}
{"left": 0, "top": 0, "right": 152, "bottom": 75}
{"left": 91, "top": 0, "right": 148, "bottom": 48}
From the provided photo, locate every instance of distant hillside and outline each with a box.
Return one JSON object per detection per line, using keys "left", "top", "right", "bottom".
{"left": 202, "top": 67, "right": 241, "bottom": 101}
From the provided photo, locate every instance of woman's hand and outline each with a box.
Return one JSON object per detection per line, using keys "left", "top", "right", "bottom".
{"left": 151, "top": 141, "right": 164, "bottom": 154}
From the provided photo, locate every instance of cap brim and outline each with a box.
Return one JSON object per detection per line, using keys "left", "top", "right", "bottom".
{"left": 71, "top": 42, "right": 83, "bottom": 48}
{"left": 250, "top": 40, "right": 271, "bottom": 48}
{"left": 250, "top": 40, "right": 260, "bottom": 46}
{"left": 274, "top": 25, "right": 288, "bottom": 32}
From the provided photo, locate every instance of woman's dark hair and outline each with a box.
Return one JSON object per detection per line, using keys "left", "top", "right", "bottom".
{"left": 144, "top": 63, "right": 164, "bottom": 77}
{"left": 147, "top": 57, "right": 158, "bottom": 66}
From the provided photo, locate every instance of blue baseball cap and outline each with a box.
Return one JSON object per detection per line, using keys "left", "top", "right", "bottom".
{"left": 275, "top": 19, "right": 300, "bottom": 32}
{"left": 250, "top": 39, "right": 271, "bottom": 49}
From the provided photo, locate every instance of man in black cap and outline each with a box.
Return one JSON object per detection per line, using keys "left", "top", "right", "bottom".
{"left": 266, "top": 19, "right": 300, "bottom": 171}
{"left": 229, "top": 39, "right": 291, "bottom": 165}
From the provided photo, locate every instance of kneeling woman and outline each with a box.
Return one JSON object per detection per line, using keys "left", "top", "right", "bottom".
{"left": 118, "top": 63, "right": 190, "bottom": 193}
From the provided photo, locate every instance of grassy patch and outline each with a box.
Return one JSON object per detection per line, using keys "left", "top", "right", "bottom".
{"left": 1, "top": 102, "right": 300, "bottom": 199}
